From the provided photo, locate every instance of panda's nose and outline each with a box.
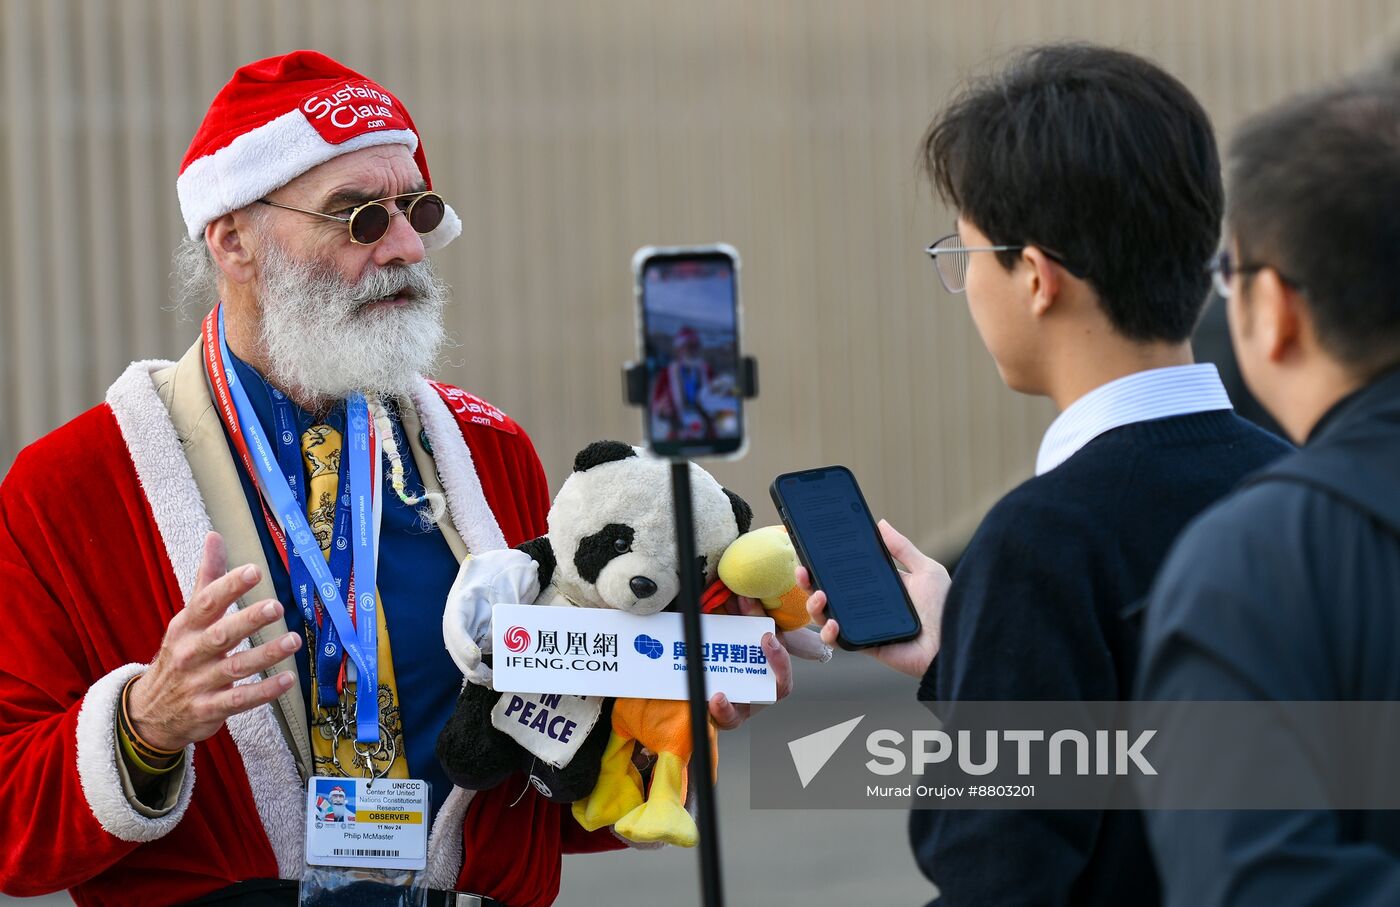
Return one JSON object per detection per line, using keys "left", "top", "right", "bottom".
{"left": 630, "top": 576, "right": 658, "bottom": 599}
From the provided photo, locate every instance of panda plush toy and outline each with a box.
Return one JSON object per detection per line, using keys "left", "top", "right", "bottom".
{"left": 436, "top": 440, "right": 826, "bottom": 846}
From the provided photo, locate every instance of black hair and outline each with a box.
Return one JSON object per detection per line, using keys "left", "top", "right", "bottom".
{"left": 1228, "top": 79, "right": 1400, "bottom": 376}
{"left": 921, "top": 42, "right": 1223, "bottom": 343}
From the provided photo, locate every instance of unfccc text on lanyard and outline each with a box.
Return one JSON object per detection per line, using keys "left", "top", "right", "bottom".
{"left": 202, "top": 303, "right": 382, "bottom": 745}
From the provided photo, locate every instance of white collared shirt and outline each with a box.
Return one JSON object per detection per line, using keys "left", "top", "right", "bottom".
{"left": 1035, "top": 363, "right": 1234, "bottom": 475}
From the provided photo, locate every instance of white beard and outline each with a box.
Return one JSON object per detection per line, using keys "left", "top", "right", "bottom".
{"left": 255, "top": 242, "right": 450, "bottom": 403}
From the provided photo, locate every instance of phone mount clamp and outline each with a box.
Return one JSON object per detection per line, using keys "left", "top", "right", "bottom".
{"left": 622, "top": 356, "right": 758, "bottom": 408}
{"left": 620, "top": 355, "right": 758, "bottom": 907}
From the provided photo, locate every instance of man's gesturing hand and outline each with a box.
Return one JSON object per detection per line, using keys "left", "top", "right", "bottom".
{"left": 126, "top": 532, "right": 301, "bottom": 752}
{"left": 802, "top": 519, "right": 949, "bottom": 679}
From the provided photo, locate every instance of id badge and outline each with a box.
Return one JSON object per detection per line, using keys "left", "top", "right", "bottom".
{"left": 304, "top": 777, "right": 429, "bottom": 870}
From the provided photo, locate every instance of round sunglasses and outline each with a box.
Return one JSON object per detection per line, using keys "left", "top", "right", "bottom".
{"left": 258, "top": 190, "right": 446, "bottom": 245}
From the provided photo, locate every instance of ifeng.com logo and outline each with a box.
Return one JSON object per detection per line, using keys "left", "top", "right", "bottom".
{"left": 503, "top": 626, "right": 531, "bottom": 653}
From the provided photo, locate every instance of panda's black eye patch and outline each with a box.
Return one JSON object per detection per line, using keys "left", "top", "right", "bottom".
{"left": 575, "top": 523, "right": 636, "bottom": 584}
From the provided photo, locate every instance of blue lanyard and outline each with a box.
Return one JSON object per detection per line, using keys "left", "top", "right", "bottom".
{"left": 347, "top": 402, "right": 378, "bottom": 692}
{"left": 271, "top": 391, "right": 354, "bottom": 709}
{"left": 215, "top": 308, "right": 380, "bottom": 744}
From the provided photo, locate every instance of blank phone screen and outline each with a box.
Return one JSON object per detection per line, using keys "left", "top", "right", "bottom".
{"left": 778, "top": 469, "right": 919, "bottom": 646}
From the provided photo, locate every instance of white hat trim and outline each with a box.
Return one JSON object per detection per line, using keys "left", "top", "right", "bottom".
{"left": 176, "top": 107, "right": 418, "bottom": 241}
{"left": 421, "top": 199, "right": 462, "bottom": 252}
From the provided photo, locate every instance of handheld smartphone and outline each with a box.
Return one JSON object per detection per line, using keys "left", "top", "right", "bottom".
{"left": 770, "top": 466, "right": 922, "bottom": 650}
{"left": 634, "top": 244, "right": 745, "bottom": 459}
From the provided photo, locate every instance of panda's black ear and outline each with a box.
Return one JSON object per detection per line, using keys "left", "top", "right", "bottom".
{"left": 724, "top": 488, "right": 753, "bottom": 535}
{"left": 574, "top": 441, "right": 637, "bottom": 473}
{"left": 515, "top": 536, "right": 557, "bottom": 588}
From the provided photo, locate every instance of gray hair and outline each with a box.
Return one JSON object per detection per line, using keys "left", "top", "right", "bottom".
{"left": 170, "top": 235, "right": 219, "bottom": 320}
{"left": 168, "top": 205, "right": 268, "bottom": 320}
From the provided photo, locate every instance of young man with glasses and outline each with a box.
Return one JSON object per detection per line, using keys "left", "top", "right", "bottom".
{"left": 802, "top": 43, "right": 1288, "bottom": 905}
{"left": 0, "top": 51, "right": 789, "bottom": 906}
{"left": 1137, "top": 80, "right": 1400, "bottom": 906}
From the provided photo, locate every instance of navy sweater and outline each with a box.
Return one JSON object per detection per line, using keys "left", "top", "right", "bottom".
{"left": 911, "top": 410, "right": 1291, "bottom": 907}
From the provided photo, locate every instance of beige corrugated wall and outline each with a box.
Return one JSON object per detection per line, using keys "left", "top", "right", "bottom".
{"left": 3, "top": 0, "right": 1398, "bottom": 554}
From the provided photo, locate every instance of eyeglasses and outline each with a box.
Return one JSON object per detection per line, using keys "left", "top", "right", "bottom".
{"left": 1206, "top": 248, "right": 1304, "bottom": 299}
{"left": 924, "top": 233, "right": 1079, "bottom": 294}
{"left": 258, "top": 190, "right": 446, "bottom": 245}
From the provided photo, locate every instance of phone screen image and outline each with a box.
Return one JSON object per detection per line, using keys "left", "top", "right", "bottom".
{"left": 640, "top": 251, "right": 743, "bottom": 457}
{"left": 774, "top": 467, "right": 920, "bottom": 648}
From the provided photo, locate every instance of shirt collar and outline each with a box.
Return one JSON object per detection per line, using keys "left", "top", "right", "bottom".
{"left": 1035, "top": 363, "right": 1233, "bottom": 475}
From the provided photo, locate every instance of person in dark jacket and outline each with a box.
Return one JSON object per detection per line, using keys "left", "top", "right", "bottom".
{"left": 1137, "top": 80, "right": 1400, "bottom": 906}
{"left": 800, "top": 44, "right": 1290, "bottom": 906}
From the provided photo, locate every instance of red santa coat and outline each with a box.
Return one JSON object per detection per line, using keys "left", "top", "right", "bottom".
{"left": 0, "top": 349, "right": 624, "bottom": 906}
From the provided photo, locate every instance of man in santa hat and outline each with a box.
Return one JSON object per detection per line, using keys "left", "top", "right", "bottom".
{"left": 316, "top": 786, "right": 353, "bottom": 824}
{"left": 0, "top": 50, "right": 791, "bottom": 906}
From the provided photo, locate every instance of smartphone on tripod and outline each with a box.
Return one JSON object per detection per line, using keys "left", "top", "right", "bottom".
{"left": 633, "top": 244, "right": 746, "bottom": 459}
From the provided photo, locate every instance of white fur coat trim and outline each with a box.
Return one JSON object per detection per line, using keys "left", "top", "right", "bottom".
{"left": 74, "top": 662, "right": 198, "bottom": 842}
{"left": 408, "top": 377, "right": 508, "bottom": 555}
{"left": 106, "top": 360, "right": 213, "bottom": 600}
{"left": 107, "top": 359, "right": 307, "bottom": 874}
{"left": 424, "top": 785, "right": 476, "bottom": 888}
{"left": 224, "top": 662, "right": 307, "bottom": 880}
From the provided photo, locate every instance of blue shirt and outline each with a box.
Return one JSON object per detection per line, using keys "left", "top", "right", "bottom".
{"left": 220, "top": 354, "right": 461, "bottom": 819}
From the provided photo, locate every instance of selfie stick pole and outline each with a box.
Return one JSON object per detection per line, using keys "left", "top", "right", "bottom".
{"left": 671, "top": 459, "right": 725, "bottom": 907}
{"left": 624, "top": 356, "right": 757, "bottom": 907}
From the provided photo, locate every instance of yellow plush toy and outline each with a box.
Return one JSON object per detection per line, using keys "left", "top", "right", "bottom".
{"left": 717, "top": 525, "right": 814, "bottom": 632}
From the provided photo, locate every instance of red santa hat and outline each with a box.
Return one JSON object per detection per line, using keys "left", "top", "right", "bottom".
{"left": 177, "top": 50, "right": 461, "bottom": 251}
